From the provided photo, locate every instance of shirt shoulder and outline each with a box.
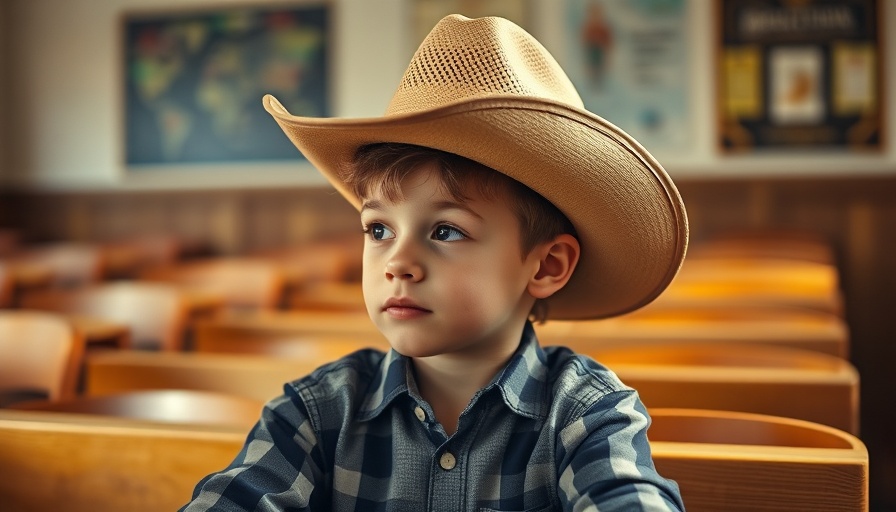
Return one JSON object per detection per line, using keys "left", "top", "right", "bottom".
{"left": 541, "top": 345, "right": 634, "bottom": 412}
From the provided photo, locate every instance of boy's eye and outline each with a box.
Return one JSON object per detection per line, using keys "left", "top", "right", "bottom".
{"left": 432, "top": 225, "right": 465, "bottom": 242}
{"left": 367, "top": 223, "right": 395, "bottom": 241}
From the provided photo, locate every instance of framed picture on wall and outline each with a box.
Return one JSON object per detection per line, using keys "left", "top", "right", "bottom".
{"left": 122, "top": 4, "right": 329, "bottom": 166}
{"left": 717, "top": 0, "right": 883, "bottom": 152}
{"left": 562, "top": 0, "right": 692, "bottom": 155}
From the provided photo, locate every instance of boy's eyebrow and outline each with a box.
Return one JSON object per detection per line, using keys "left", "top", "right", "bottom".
{"left": 360, "top": 199, "right": 484, "bottom": 220}
{"left": 360, "top": 200, "right": 384, "bottom": 213}
{"left": 431, "top": 200, "right": 484, "bottom": 220}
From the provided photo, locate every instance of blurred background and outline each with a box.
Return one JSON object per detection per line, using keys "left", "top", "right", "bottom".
{"left": 0, "top": 0, "right": 893, "bottom": 509}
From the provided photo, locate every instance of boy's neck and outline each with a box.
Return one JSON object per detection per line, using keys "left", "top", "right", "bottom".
{"left": 411, "top": 340, "right": 520, "bottom": 436}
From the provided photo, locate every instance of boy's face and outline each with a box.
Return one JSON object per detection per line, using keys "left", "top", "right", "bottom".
{"left": 360, "top": 164, "right": 542, "bottom": 360}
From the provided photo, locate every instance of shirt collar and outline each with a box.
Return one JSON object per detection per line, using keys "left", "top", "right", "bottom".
{"left": 357, "top": 322, "right": 550, "bottom": 421}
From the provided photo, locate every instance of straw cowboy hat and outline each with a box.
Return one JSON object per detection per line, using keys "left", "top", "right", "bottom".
{"left": 263, "top": 14, "right": 688, "bottom": 320}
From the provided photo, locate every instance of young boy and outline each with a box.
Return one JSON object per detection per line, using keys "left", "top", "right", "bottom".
{"left": 182, "top": 14, "right": 688, "bottom": 511}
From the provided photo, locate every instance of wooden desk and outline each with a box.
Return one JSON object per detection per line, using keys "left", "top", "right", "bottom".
{"left": 194, "top": 310, "right": 388, "bottom": 356}
{"left": 86, "top": 350, "right": 325, "bottom": 402}
{"left": 537, "top": 308, "right": 850, "bottom": 358}
{"left": 10, "top": 389, "right": 263, "bottom": 430}
{"left": 0, "top": 409, "right": 245, "bottom": 512}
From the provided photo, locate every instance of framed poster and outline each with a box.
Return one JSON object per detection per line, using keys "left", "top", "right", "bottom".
{"left": 717, "top": 0, "right": 883, "bottom": 152}
{"left": 123, "top": 4, "right": 329, "bottom": 166}
{"left": 563, "top": 0, "right": 692, "bottom": 153}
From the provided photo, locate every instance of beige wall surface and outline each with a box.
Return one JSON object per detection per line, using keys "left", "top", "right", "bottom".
{"left": 2, "top": 0, "right": 896, "bottom": 192}
{"left": 1, "top": 0, "right": 407, "bottom": 190}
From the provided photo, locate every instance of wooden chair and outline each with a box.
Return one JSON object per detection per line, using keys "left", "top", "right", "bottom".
{"left": 12, "top": 242, "right": 106, "bottom": 288}
{"left": 581, "top": 342, "right": 859, "bottom": 433}
{"left": 0, "top": 311, "right": 84, "bottom": 406}
{"left": 9, "top": 389, "right": 263, "bottom": 430}
{"left": 140, "top": 257, "right": 286, "bottom": 311}
{"left": 194, "top": 310, "right": 387, "bottom": 355}
{"left": 648, "top": 408, "right": 868, "bottom": 511}
{"left": 0, "top": 409, "right": 245, "bottom": 512}
{"left": 20, "top": 281, "right": 189, "bottom": 351}
{"left": 84, "top": 350, "right": 344, "bottom": 402}
{"left": 536, "top": 307, "right": 850, "bottom": 358}
{"left": 254, "top": 234, "right": 363, "bottom": 287}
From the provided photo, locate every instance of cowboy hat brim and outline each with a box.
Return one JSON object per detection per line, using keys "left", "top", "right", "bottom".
{"left": 264, "top": 93, "right": 688, "bottom": 320}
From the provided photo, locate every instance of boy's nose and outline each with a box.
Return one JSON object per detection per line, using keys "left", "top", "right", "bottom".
{"left": 385, "top": 259, "right": 424, "bottom": 282}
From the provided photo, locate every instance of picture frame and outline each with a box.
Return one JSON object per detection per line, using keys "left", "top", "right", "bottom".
{"left": 717, "top": 0, "right": 883, "bottom": 152}
{"left": 122, "top": 4, "right": 330, "bottom": 167}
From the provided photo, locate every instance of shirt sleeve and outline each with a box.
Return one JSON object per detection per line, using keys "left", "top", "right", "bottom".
{"left": 179, "top": 387, "right": 329, "bottom": 511}
{"left": 555, "top": 389, "right": 685, "bottom": 511}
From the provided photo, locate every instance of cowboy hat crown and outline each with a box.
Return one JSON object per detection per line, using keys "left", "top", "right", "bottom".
{"left": 384, "top": 15, "right": 584, "bottom": 115}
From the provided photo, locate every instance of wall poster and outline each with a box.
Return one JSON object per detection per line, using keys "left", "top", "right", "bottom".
{"left": 123, "top": 5, "right": 329, "bottom": 166}
{"left": 718, "top": 0, "right": 883, "bottom": 152}
{"left": 564, "top": 0, "right": 692, "bottom": 154}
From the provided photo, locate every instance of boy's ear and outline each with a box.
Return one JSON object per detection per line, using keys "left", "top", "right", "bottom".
{"left": 528, "top": 234, "right": 580, "bottom": 300}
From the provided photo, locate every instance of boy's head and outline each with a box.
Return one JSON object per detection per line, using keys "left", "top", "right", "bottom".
{"left": 346, "top": 142, "right": 578, "bottom": 257}
{"left": 264, "top": 14, "right": 688, "bottom": 320}
{"left": 345, "top": 142, "right": 578, "bottom": 322}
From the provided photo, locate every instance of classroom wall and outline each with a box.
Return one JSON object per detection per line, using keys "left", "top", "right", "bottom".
{"left": 1, "top": 0, "right": 895, "bottom": 191}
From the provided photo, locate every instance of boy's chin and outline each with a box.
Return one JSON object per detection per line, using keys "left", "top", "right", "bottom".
{"left": 384, "top": 336, "right": 448, "bottom": 359}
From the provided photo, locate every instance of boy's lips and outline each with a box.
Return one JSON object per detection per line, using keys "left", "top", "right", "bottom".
{"left": 383, "top": 297, "right": 431, "bottom": 319}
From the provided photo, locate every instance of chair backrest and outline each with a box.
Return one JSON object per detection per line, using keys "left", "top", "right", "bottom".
{"left": 649, "top": 408, "right": 868, "bottom": 511}
{"left": 193, "top": 310, "right": 387, "bottom": 355}
{"left": 580, "top": 342, "right": 860, "bottom": 433}
{"left": 85, "top": 350, "right": 337, "bottom": 402}
{"left": 9, "top": 389, "right": 263, "bottom": 430}
{"left": 141, "top": 257, "right": 285, "bottom": 310}
{"left": 20, "top": 282, "right": 188, "bottom": 351}
{"left": 0, "top": 311, "right": 84, "bottom": 403}
{"left": 0, "top": 409, "right": 245, "bottom": 512}
{"left": 17, "top": 242, "right": 106, "bottom": 287}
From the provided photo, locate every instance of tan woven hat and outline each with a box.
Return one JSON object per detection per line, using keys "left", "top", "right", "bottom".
{"left": 263, "top": 14, "right": 688, "bottom": 320}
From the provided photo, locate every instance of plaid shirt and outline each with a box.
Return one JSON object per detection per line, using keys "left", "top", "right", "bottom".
{"left": 181, "top": 323, "right": 684, "bottom": 511}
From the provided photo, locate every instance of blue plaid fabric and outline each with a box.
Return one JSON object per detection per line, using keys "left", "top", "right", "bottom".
{"left": 181, "top": 323, "right": 684, "bottom": 511}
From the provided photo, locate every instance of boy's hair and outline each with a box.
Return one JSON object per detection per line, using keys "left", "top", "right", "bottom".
{"left": 345, "top": 142, "right": 578, "bottom": 322}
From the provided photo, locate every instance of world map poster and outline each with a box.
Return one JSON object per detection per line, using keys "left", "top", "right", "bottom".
{"left": 124, "top": 5, "right": 329, "bottom": 165}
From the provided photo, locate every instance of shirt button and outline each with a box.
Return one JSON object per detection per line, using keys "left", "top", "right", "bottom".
{"left": 439, "top": 451, "right": 456, "bottom": 470}
{"left": 414, "top": 406, "right": 426, "bottom": 422}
